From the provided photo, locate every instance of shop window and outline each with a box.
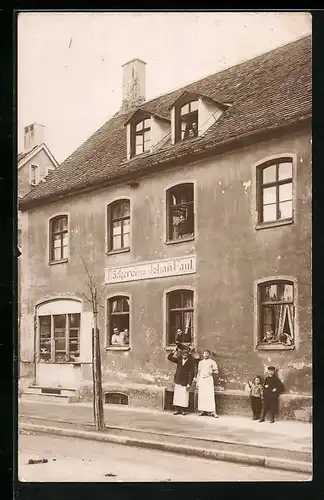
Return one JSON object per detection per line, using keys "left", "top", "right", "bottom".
{"left": 175, "top": 100, "right": 198, "bottom": 142}
{"left": 257, "top": 158, "right": 293, "bottom": 225}
{"left": 39, "top": 313, "right": 80, "bottom": 362}
{"left": 166, "top": 289, "right": 194, "bottom": 345}
{"left": 166, "top": 183, "right": 194, "bottom": 242}
{"left": 107, "top": 296, "right": 130, "bottom": 346}
{"left": 257, "top": 280, "right": 295, "bottom": 349}
{"left": 131, "top": 118, "right": 151, "bottom": 157}
{"left": 49, "top": 215, "right": 68, "bottom": 262}
{"left": 107, "top": 200, "right": 130, "bottom": 252}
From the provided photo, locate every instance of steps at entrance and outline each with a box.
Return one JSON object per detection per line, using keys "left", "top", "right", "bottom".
{"left": 21, "top": 385, "right": 79, "bottom": 404}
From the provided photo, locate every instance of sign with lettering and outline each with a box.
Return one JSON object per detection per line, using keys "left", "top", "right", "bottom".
{"left": 105, "top": 255, "right": 196, "bottom": 284}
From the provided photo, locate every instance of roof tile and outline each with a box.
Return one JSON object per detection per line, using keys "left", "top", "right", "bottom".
{"left": 20, "top": 35, "right": 311, "bottom": 209}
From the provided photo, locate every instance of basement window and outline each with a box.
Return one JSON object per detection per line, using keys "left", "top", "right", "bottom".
{"left": 104, "top": 392, "right": 129, "bottom": 405}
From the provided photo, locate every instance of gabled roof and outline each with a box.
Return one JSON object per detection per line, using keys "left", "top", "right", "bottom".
{"left": 167, "top": 89, "right": 229, "bottom": 110}
{"left": 20, "top": 35, "right": 312, "bottom": 211}
{"left": 18, "top": 143, "right": 59, "bottom": 170}
{"left": 123, "top": 108, "right": 170, "bottom": 126}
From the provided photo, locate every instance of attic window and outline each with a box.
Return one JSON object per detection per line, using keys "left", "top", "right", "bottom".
{"left": 131, "top": 118, "right": 151, "bottom": 156}
{"left": 176, "top": 100, "right": 198, "bottom": 142}
{"left": 30, "top": 164, "right": 39, "bottom": 186}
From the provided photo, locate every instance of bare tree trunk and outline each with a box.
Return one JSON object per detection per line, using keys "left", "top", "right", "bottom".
{"left": 80, "top": 255, "right": 105, "bottom": 431}
{"left": 93, "top": 311, "right": 104, "bottom": 431}
{"left": 91, "top": 325, "right": 96, "bottom": 428}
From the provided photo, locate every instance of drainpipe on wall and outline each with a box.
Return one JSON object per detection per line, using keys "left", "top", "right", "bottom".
{"left": 33, "top": 314, "right": 37, "bottom": 385}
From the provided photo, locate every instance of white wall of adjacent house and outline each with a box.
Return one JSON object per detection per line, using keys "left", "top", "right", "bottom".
{"left": 151, "top": 116, "right": 171, "bottom": 152}
{"left": 170, "top": 108, "right": 176, "bottom": 145}
{"left": 198, "top": 97, "right": 223, "bottom": 135}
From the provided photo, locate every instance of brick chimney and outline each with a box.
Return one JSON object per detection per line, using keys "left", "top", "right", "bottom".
{"left": 121, "top": 59, "right": 146, "bottom": 113}
{"left": 23, "top": 123, "right": 45, "bottom": 152}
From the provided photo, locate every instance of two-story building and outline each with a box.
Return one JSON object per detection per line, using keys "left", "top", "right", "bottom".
{"left": 19, "top": 35, "right": 312, "bottom": 420}
{"left": 18, "top": 124, "right": 58, "bottom": 381}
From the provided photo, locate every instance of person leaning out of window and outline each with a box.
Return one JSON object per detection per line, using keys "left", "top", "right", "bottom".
{"left": 111, "top": 327, "right": 129, "bottom": 346}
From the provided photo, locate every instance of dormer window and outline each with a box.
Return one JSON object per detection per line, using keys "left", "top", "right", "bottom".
{"left": 178, "top": 100, "right": 198, "bottom": 141}
{"left": 132, "top": 118, "right": 151, "bottom": 156}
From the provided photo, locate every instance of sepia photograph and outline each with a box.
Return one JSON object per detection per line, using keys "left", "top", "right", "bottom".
{"left": 17, "top": 11, "right": 312, "bottom": 483}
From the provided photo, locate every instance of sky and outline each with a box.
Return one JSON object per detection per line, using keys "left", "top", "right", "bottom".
{"left": 17, "top": 11, "right": 312, "bottom": 163}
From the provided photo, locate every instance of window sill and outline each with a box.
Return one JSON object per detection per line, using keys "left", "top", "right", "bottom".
{"left": 49, "top": 258, "right": 68, "bottom": 266}
{"left": 38, "top": 361, "right": 82, "bottom": 365}
{"left": 165, "top": 344, "right": 192, "bottom": 351}
{"left": 165, "top": 236, "right": 195, "bottom": 245}
{"left": 256, "top": 218, "right": 293, "bottom": 231}
{"left": 106, "top": 247, "right": 130, "bottom": 256}
{"left": 256, "top": 343, "right": 295, "bottom": 351}
{"left": 106, "top": 346, "right": 130, "bottom": 351}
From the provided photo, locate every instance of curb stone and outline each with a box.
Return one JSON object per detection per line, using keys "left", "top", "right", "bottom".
{"left": 19, "top": 422, "right": 312, "bottom": 474}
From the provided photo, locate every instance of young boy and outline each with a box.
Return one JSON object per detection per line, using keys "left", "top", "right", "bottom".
{"left": 259, "top": 366, "right": 284, "bottom": 423}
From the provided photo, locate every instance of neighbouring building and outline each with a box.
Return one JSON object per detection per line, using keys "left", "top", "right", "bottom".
{"left": 18, "top": 124, "right": 59, "bottom": 380}
{"left": 19, "top": 36, "right": 312, "bottom": 420}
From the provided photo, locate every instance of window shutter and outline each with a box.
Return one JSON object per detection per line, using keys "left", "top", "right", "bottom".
{"left": 79, "top": 311, "right": 93, "bottom": 363}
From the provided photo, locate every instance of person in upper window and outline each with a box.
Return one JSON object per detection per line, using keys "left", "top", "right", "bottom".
{"left": 191, "top": 121, "right": 198, "bottom": 137}
{"left": 262, "top": 328, "right": 276, "bottom": 344}
{"left": 123, "top": 328, "right": 129, "bottom": 345}
{"left": 111, "top": 327, "right": 124, "bottom": 345}
{"left": 178, "top": 213, "right": 192, "bottom": 238}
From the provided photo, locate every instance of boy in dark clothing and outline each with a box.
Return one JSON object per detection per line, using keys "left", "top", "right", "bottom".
{"left": 259, "top": 366, "right": 284, "bottom": 423}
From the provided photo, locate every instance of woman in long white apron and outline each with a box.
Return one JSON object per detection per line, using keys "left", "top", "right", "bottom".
{"left": 196, "top": 349, "right": 219, "bottom": 417}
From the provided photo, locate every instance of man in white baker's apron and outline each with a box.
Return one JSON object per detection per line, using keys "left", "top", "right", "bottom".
{"left": 167, "top": 346, "right": 195, "bottom": 415}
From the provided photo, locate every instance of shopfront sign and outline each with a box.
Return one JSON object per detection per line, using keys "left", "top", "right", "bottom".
{"left": 105, "top": 255, "right": 196, "bottom": 284}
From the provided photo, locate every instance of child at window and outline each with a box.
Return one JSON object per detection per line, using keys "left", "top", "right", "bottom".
{"left": 262, "top": 328, "right": 276, "bottom": 343}
{"left": 247, "top": 376, "right": 264, "bottom": 420}
{"left": 259, "top": 366, "right": 285, "bottom": 423}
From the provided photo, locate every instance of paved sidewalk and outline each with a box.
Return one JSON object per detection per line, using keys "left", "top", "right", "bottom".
{"left": 18, "top": 400, "right": 312, "bottom": 453}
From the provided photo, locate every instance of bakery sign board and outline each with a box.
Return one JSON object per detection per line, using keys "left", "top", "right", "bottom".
{"left": 105, "top": 255, "right": 196, "bottom": 284}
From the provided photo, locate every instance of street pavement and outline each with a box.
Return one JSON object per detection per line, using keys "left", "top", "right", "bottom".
{"left": 18, "top": 400, "right": 312, "bottom": 455}
{"left": 18, "top": 432, "right": 311, "bottom": 482}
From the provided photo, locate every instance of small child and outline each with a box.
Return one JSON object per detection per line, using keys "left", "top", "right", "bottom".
{"left": 247, "top": 376, "right": 263, "bottom": 420}
{"left": 259, "top": 366, "right": 284, "bottom": 423}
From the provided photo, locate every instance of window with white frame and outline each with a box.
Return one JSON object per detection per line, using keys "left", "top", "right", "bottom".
{"left": 131, "top": 118, "right": 151, "bottom": 157}
{"left": 107, "top": 296, "right": 130, "bottom": 347}
{"left": 257, "top": 158, "right": 293, "bottom": 225}
{"left": 107, "top": 200, "right": 130, "bottom": 252}
{"left": 166, "top": 183, "right": 194, "bottom": 241}
{"left": 175, "top": 100, "right": 198, "bottom": 142}
{"left": 257, "top": 280, "right": 295, "bottom": 348}
{"left": 39, "top": 313, "right": 80, "bottom": 362}
{"left": 30, "top": 164, "right": 39, "bottom": 186}
{"left": 166, "top": 289, "right": 194, "bottom": 345}
{"left": 49, "top": 215, "right": 68, "bottom": 262}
